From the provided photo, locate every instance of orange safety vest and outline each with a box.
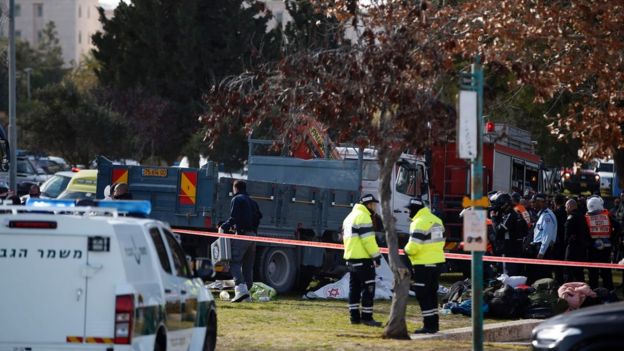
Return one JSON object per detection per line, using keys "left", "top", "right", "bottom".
{"left": 514, "top": 204, "right": 532, "bottom": 229}
{"left": 585, "top": 210, "right": 611, "bottom": 239}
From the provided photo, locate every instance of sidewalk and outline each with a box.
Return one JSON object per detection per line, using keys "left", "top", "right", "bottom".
{"left": 411, "top": 319, "right": 542, "bottom": 342}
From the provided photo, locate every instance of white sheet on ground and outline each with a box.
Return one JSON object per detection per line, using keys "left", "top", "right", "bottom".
{"left": 304, "top": 257, "right": 394, "bottom": 300}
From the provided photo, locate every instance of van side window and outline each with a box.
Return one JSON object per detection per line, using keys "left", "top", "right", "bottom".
{"left": 163, "top": 229, "right": 192, "bottom": 278}
{"left": 149, "top": 228, "right": 172, "bottom": 274}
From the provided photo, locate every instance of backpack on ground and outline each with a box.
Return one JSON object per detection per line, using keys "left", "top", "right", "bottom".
{"left": 525, "top": 278, "right": 560, "bottom": 319}
{"left": 443, "top": 279, "right": 471, "bottom": 304}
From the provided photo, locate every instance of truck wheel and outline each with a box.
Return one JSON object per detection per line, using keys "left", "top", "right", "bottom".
{"left": 256, "top": 247, "right": 297, "bottom": 293}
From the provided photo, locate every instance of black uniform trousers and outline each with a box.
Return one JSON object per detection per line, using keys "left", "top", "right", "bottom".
{"left": 588, "top": 246, "right": 613, "bottom": 290}
{"left": 347, "top": 259, "right": 376, "bottom": 322}
{"left": 412, "top": 264, "right": 440, "bottom": 331}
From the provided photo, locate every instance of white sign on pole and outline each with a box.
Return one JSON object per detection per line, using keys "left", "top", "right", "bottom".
{"left": 462, "top": 209, "right": 487, "bottom": 251}
{"left": 458, "top": 90, "right": 478, "bottom": 160}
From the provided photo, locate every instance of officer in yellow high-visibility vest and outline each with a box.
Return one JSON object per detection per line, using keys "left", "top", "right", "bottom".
{"left": 404, "top": 196, "right": 445, "bottom": 334}
{"left": 343, "top": 194, "right": 382, "bottom": 327}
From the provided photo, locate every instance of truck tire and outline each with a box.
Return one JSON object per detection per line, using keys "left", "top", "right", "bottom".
{"left": 256, "top": 247, "right": 297, "bottom": 293}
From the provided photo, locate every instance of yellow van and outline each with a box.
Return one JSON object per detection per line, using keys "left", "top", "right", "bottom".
{"left": 57, "top": 169, "right": 97, "bottom": 200}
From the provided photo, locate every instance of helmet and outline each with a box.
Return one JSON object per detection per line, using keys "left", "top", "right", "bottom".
{"left": 492, "top": 193, "right": 512, "bottom": 210}
{"left": 511, "top": 192, "right": 522, "bottom": 202}
{"left": 586, "top": 196, "right": 604, "bottom": 213}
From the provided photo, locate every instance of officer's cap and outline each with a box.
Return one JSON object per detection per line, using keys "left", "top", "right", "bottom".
{"left": 360, "top": 194, "right": 379, "bottom": 204}
{"left": 532, "top": 193, "right": 546, "bottom": 201}
{"left": 405, "top": 196, "right": 424, "bottom": 208}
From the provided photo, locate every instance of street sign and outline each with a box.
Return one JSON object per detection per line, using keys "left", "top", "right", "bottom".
{"left": 462, "top": 209, "right": 487, "bottom": 252}
{"left": 458, "top": 91, "right": 478, "bottom": 160}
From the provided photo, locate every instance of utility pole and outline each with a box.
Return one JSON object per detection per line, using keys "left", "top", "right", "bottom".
{"left": 8, "top": 0, "right": 17, "bottom": 191}
{"left": 458, "top": 56, "right": 485, "bottom": 351}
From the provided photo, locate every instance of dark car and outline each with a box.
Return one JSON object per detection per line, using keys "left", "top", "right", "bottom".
{"left": 532, "top": 301, "right": 624, "bottom": 351}
{"left": 560, "top": 168, "right": 600, "bottom": 196}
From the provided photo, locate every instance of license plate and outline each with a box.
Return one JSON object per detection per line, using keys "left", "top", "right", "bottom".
{"left": 580, "top": 182, "right": 587, "bottom": 188}
{"left": 142, "top": 168, "right": 168, "bottom": 177}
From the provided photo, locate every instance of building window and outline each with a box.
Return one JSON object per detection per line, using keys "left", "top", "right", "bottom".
{"left": 35, "top": 4, "right": 43, "bottom": 17}
{"left": 275, "top": 11, "right": 283, "bottom": 25}
{"left": 15, "top": 30, "right": 21, "bottom": 38}
{"left": 37, "top": 30, "right": 43, "bottom": 42}
{"left": 78, "top": 31, "right": 82, "bottom": 44}
{"left": 15, "top": 4, "right": 21, "bottom": 17}
{"left": 78, "top": 5, "right": 82, "bottom": 18}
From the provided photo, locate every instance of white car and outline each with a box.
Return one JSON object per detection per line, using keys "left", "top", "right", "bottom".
{"left": 0, "top": 199, "right": 217, "bottom": 351}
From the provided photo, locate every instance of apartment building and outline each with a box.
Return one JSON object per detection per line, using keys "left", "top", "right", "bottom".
{"left": 2, "top": 0, "right": 101, "bottom": 66}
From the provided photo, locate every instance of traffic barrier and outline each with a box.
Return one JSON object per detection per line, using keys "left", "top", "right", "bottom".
{"left": 173, "top": 228, "right": 624, "bottom": 270}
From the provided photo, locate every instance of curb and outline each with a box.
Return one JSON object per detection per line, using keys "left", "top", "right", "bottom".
{"left": 411, "top": 319, "right": 542, "bottom": 342}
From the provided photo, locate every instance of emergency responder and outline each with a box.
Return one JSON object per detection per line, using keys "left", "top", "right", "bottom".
{"left": 553, "top": 194, "right": 568, "bottom": 283}
{"left": 528, "top": 193, "right": 557, "bottom": 283}
{"left": 404, "top": 196, "right": 445, "bottom": 334}
{"left": 342, "top": 194, "right": 382, "bottom": 327}
{"left": 585, "top": 196, "right": 619, "bottom": 290}
{"left": 491, "top": 193, "right": 527, "bottom": 276}
{"left": 512, "top": 192, "right": 532, "bottom": 230}
{"left": 564, "top": 199, "right": 590, "bottom": 282}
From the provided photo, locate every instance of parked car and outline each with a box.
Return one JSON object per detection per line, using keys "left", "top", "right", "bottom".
{"left": 0, "top": 157, "right": 51, "bottom": 196}
{"left": 57, "top": 169, "right": 97, "bottom": 200}
{"left": 532, "top": 301, "right": 624, "bottom": 351}
{"left": 33, "top": 156, "right": 71, "bottom": 174}
{"left": 0, "top": 199, "right": 217, "bottom": 351}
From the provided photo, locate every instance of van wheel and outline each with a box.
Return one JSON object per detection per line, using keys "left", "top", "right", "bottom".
{"left": 202, "top": 310, "right": 217, "bottom": 351}
{"left": 256, "top": 247, "right": 297, "bottom": 293}
{"left": 154, "top": 329, "right": 166, "bottom": 351}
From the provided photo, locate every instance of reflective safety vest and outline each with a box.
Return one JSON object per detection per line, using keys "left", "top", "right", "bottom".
{"left": 404, "top": 207, "right": 446, "bottom": 265}
{"left": 514, "top": 204, "right": 532, "bottom": 229}
{"left": 342, "top": 204, "right": 381, "bottom": 260}
{"left": 585, "top": 210, "right": 611, "bottom": 239}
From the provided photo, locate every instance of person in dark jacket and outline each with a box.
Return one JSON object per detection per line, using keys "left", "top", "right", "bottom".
{"left": 553, "top": 194, "right": 568, "bottom": 284}
{"left": 564, "top": 199, "right": 590, "bottom": 282}
{"left": 219, "top": 180, "right": 261, "bottom": 302}
{"left": 491, "top": 193, "right": 527, "bottom": 276}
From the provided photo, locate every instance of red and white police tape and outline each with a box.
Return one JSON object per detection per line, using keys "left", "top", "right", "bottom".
{"left": 173, "top": 228, "right": 624, "bottom": 270}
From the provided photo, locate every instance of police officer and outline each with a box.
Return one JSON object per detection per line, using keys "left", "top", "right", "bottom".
{"left": 404, "top": 196, "right": 445, "bottom": 334}
{"left": 343, "top": 194, "right": 382, "bottom": 327}
{"left": 585, "top": 196, "right": 618, "bottom": 290}
{"left": 491, "top": 193, "right": 527, "bottom": 276}
{"left": 529, "top": 193, "right": 557, "bottom": 283}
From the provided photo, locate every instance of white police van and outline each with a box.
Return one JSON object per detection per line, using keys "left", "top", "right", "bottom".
{"left": 0, "top": 199, "right": 217, "bottom": 351}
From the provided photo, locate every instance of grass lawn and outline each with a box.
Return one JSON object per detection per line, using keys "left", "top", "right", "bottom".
{"left": 214, "top": 294, "right": 529, "bottom": 351}
{"left": 214, "top": 271, "right": 623, "bottom": 350}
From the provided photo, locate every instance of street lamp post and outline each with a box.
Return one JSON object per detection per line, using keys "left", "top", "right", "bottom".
{"left": 8, "top": 0, "right": 17, "bottom": 191}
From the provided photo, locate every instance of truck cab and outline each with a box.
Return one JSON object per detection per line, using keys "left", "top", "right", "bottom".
{"left": 335, "top": 147, "right": 429, "bottom": 234}
{"left": 0, "top": 199, "right": 217, "bottom": 351}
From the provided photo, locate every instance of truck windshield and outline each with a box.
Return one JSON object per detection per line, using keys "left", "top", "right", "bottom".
{"left": 396, "top": 163, "right": 425, "bottom": 196}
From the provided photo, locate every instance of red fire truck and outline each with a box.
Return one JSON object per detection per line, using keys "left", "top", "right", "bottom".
{"left": 430, "top": 124, "right": 542, "bottom": 254}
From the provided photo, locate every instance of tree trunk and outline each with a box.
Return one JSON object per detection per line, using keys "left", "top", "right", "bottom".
{"left": 379, "top": 148, "right": 412, "bottom": 340}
